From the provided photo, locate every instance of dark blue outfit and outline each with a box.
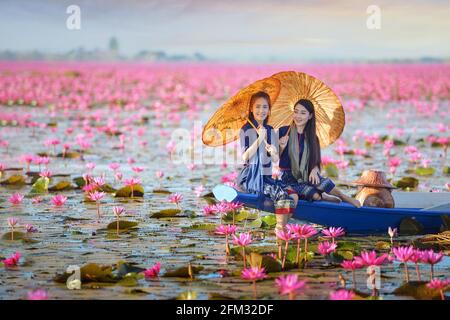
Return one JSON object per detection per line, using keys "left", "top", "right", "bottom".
{"left": 278, "top": 126, "right": 335, "bottom": 201}
{"left": 237, "top": 119, "right": 289, "bottom": 202}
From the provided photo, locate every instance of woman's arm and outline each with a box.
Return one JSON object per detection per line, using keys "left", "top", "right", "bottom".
{"left": 241, "top": 126, "right": 266, "bottom": 162}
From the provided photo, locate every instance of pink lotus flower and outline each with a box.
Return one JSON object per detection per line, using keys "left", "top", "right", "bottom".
{"left": 241, "top": 266, "right": 267, "bottom": 299}
{"left": 51, "top": 194, "right": 67, "bottom": 207}
{"left": 232, "top": 232, "right": 252, "bottom": 247}
{"left": 27, "top": 289, "right": 48, "bottom": 300}
{"left": 275, "top": 274, "right": 306, "bottom": 300}
{"left": 132, "top": 166, "right": 144, "bottom": 174}
{"left": 7, "top": 217, "right": 18, "bottom": 228}
{"left": 232, "top": 232, "right": 252, "bottom": 267}
{"left": 93, "top": 177, "right": 105, "bottom": 187}
{"left": 9, "top": 193, "right": 24, "bottom": 205}
{"left": 393, "top": 246, "right": 415, "bottom": 282}
{"left": 388, "top": 227, "right": 397, "bottom": 245}
{"left": 286, "top": 223, "right": 318, "bottom": 267}
{"left": 168, "top": 193, "right": 183, "bottom": 209}
{"left": 420, "top": 250, "right": 444, "bottom": 280}
{"left": 426, "top": 278, "right": 450, "bottom": 300}
{"left": 354, "top": 250, "right": 389, "bottom": 266}
{"left": 216, "top": 224, "right": 238, "bottom": 256}
{"left": 124, "top": 177, "right": 141, "bottom": 197}
{"left": 109, "top": 163, "right": 120, "bottom": 171}
{"left": 329, "top": 289, "right": 354, "bottom": 300}
{"left": 202, "top": 205, "right": 216, "bottom": 216}
{"left": 215, "top": 224, "right": 238, "bottom": 236}
{"left": 318, "top": 241, "right": 337, "bottom": 256}
{"left": 341, "top": 259, "right": 363, "bottom": 289}
{"left": 194, "top": 185, "right": 205, "bottom": 197}
{"left": 143, "top": 262, "right": 161, "bottom": 279}
{"left": 321, "top": 226, "right": 345, "bottom": 243}
{"left": 112, "top": 206, "right": 125, "bottom": 217}
{"left": 3, "top": 252, "right": 20, "bottom": 268}
{"left": 88, "top": 191, "right": 105, "bottom": 221}
{"left": 88, "top": 191, "right": 105, "bottom": 202}
{"left": 25, "top": 224, "right": 38, "bottom": 233}
{"left": 39, "top": 169, "right": 52, "bottom": 178}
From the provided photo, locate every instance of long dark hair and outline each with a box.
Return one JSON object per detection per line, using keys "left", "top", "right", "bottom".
{"left": 290, "top": 99, "right": 321, "bottom": 175}
{"left": 248, "top": 91, "right": 271, "bottom": 125}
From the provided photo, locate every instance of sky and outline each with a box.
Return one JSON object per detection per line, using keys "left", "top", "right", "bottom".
{"left": 0, "top": 0, "right": 449, "bottom": 62}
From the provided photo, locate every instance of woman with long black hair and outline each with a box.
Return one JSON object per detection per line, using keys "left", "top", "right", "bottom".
{"left": 278, "top": 99, "right": 361, "bottom": 222}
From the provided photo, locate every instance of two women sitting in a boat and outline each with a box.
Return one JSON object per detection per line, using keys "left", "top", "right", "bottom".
{"left": 237, "top": 91, "right": 361, "bottom": 230}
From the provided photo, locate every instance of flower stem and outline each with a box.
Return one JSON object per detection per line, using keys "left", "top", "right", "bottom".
{"left": 404, "top": 262, "right": 410, "bottom": 282}
{"left": 282, "top": 241, "right": 289, "bottom": 270}
{"left": 415, "top": 263, "right": 421, "bottom": 281}
{"left": 242, "top": 247, "right": 247, "bottom": 268}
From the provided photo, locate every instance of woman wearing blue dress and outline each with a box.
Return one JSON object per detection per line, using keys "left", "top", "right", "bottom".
{"left": 278, "top": 99, "right": 361, "bottom": 218}
{"left": 236, "top": 91, "right": 293, "bottom": 212}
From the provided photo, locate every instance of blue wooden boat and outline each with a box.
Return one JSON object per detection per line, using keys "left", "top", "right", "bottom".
{"left": 212, "top": 185, "right": 450, "bottom": 235}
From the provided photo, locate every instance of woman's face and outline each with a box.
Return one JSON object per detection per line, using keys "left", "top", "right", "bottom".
{"left": 293, "top": 103, "right": 312, "bottom": 127}
{"left": 251, "top": 97, "right": 270, "bottom": 123}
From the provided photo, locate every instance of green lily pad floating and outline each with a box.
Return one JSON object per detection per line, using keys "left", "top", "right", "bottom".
{"left": 153, "top": 189, "right": 171, "bottom": 194}
{"left": 30, "top": 176, "right": 49, "bottom": 193}
{"left": 106, "top": 220, "right": 138, "bottom": 230}
{"left": 73, "top": 176, "right": 86, "bottom": 188}
{"left": 247, "top": 252, "right": 282, "bottom": 273}
{"left": 249, "top": 218, "right": 263, "bottom": 228}
{"left": 375, "top": 241, "right": 391, "bottom": 250}
{"left": 393, "top": 177, "right": 419, "bottom": 190}
{"left": 202, "top": 196, "right": 217, "bottom": 205}
{"left": 261, "top": 214, "right": 277, "bottom": 228}
{"left": 177, "top": 291, "right": 198, "bottom": 300}
{"left": 183, "top": 223, "right": 217, "bottom": 231}
{"left": 163, "top": 265, "right": 204, "bottom": 278}
{"left": 115, "top": 184, "right": 144, "bottom": 197}
{"left": 2, "top": 231, "right": 26, "bottom": 241}
{"left": 100, "top": 184, "right": 117, "bottom": 193}
{"left": 53, "top": 263, "right": 116, "bottom": 284}
{"left": 324, "top": 163, "right": 339, "bottom": 178}
{"left": 115, "top": 261, "right": 146, "bottom": 278}
{"left": 393, "top": 281, "right": 443, "bottom": 300}
{"left": 150, "top": 208, "right": 181, "bottom": 218}
{"left": 48, "top": 180, "right": 73, "bottom": 191}
{"left": 443, "top": 167, "right": 450, "bottom": 175}
{"left": 415, "top": 167, "right": 435, "bottom": 176}
{"left": 0, "top": 174, "right": 26, "bottom": 186}
{"left": 56, "top": 151, "right": 82, "bottom": 159}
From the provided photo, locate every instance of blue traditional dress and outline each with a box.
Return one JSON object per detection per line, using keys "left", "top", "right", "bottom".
{"left": 236, "top": 118, "right": 289, "bottom": 202}
{"left": 278, "top": 126, "right": 335, "bottom": 201}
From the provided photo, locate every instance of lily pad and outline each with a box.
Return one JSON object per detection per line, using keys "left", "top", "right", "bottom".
{"left": 0, "top": 175, "right": 26, "bottom": 186}
{"left": 393, "top": 281, "right": 443, "bottom": 300}
{"left": 150, "top": 209, "right": 182, "bottom": 218}
{"left": 183, "top": 223, "right": 217, "bottom": 231}
{"left": 30, "top": 176, "right": 49, "bottom": 193}
{"left": 106, "top": 220, "right": 138, "bottom": 230}
{"left": 152, "top": 189, "right": 171, "bottom": 194}
{"left": 247, "top": 252, "right": 282, "bottom": 273}
{"left": 261, "top": 214, "right": 277, "bottom": 228}
{"left": 393, "top": 177, "right": 419, "bottom": 190}
{"left": 100, "top": 184, "right": 117, "bottom": 193}
{"left": 2, "top": 231, "right": 26, "bottom": 240}
{"left": 48, "top": 180, "right": 73, "bottom": 191}
{"left": 249, "top": 218, "right": 263, "bottom": 228}
{"left": 115, "top": 185, "right": 144, "bottom": 197}
{"left": 115, "top": 261, "right": 146, "bottom": 278}
{"left": 443, "top": 167, "right": 450, "bottom": 175}
{"left": 415, "top": 167, "right": 435, "bottom": 176}
{"left": 375, "top": 241, "right": 391, "bottom": 250}
{"left": 73, "top": 177, "right": 86, "bottom": 188}
{"left": 163, "top": 265, "right": 204, "bottom": 278}
{"left": 57, "top": 151, "right": 81, "bottom": 159}
{"left": 53, "top": 263, "right": 116, "bottom": 284}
